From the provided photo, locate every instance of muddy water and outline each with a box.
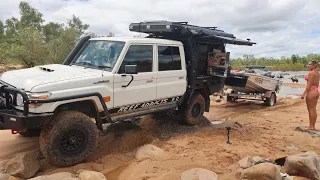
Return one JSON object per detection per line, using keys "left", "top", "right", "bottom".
{"left": 278, "top": 86, "right": 304, "bottom": 99}
{"left": 275, "top": 71, "right": 307, "bottom": 98}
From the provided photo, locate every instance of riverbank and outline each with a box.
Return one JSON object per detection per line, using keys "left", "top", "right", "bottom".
{"left": 0, "top": 98, "right": 317, "bottom": 179}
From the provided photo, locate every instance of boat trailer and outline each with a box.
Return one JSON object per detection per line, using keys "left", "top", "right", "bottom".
{"left": 223, "top": 88, "right": 278, "bottom": 106}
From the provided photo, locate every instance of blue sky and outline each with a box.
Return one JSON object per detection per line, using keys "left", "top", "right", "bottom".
{"left": 0, "top": 0, "right": 320, "bottom": 59}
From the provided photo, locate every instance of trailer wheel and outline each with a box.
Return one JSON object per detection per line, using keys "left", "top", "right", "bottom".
{"left": 181, "top": 94, "right": 205, "bottom": 125}
{"left": 39, "top": 111, "right": 99, "bottom": 167}
{"left": 227, "top": 96, "right": 237, "bottom": 102}
{"left": 265, "top": 93, "right": 276, "bottom": 106}
{"left": 19, "top": 129, "right": 41, "bottom": 137}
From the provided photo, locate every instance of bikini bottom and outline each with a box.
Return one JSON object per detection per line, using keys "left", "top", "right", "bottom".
{"left": 312, "top": 87, "right": 319, "bottom": 93}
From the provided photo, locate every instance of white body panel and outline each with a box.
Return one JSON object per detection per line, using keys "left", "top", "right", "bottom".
{"left": 0, "top": 37, "right": 188, "bottom": 115}
{"left": 113, "top": 72, "right": 157, "bottom": 107}
{"left": 1, "top": 64, "right": 103, "bottom": 91}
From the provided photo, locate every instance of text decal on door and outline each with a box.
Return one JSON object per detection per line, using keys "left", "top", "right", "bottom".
{"left": 109, "top": 96, "right": 182, "bottom": 114}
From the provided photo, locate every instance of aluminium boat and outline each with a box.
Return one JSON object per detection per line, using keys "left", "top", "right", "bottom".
{"left": 225, "top": 72, "right": 281, "bottom": 93}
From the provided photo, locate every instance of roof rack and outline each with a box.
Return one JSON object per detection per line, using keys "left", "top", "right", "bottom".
{"left": 129, "top": 20, "right": 256, "bottom": 46}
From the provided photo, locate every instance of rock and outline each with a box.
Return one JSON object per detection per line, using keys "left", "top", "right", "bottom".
{"left": 239, "top": 156, "right": 266, "bottom": 168}
{"left": 5, "top": 150, "right": 40, "bottom": 179}
{"left": 0, "top": 173, "right": 9, "bottom": 180}
{"left": 181, "top": 168, "right": 218, "bottom": 180}
{"left": 77, "top": 170, "right": 107, "bottom": 180}
{"left": 240, "top": 162, "right": 282, "bottom": 180}
{"left": 239, "top": 156, "right": 253, "bottom": 169}
{"left": 135, "top": 144, "right": 165, "bottom": 161}
{"left": 283, "top": 151, "right": 320, "bottom": 180}
{"left": 235, "top": 168, "right": 244, "bottom": 179}
{"left": 8, "top": 176, "right": 23, "bottom": 180}
{"left": 252, "top": 156, "right": 263, "bottom": 162}
{"left": 0, "top": 160, "right": 8, "bottom": 173}
{"left": 28, "top": 172, "right": 77, "bottom": 180}
{"left": 285, "top": 177, "right": 310, "bottom": 180}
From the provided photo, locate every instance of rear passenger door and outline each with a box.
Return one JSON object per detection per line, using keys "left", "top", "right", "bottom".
{"left": 156, "top": 45, "right": 187, "bottom": 100}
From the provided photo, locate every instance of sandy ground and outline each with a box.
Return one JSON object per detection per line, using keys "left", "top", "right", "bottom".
{"left": 0, "top": 83, "right": 319, "bottom": 180}
{"left": 282, "top": 82, "right": 306, "bottom": 88}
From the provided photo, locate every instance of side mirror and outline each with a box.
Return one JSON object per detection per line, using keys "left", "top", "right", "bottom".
{"left": 125, "top": 65, "right": 138, "bottom": 74}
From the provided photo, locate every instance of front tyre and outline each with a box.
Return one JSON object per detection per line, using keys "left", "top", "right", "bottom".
{"left": 39, "top": 111, "right": 99, "bottom": 167}
{"left": 182, "top": 94, "right": 205, "bottom": 125}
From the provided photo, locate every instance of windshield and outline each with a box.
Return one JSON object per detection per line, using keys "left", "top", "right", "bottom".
{"left": 252, "top": 68, "right": 267, "bottom": 74}
{"left": 72, "top": 40, "right": 125, "bottom": 71}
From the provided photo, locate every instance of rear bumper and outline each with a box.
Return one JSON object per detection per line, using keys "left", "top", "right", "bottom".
{"left": 0, "top": 109, "right": 53, "bottom": 130}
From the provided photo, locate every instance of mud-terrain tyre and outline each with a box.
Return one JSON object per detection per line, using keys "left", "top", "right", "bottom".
{"left": 19, "top": 129, "right": 41, "bottom": 137}
{"left": 265, "top": 92, "right": 276, "bottom": 106}
{"left": 181, "top": 94, "right": 205, "bottom": 125}
{"left": 39, "top": 111, "right": 99, "bottom": 167}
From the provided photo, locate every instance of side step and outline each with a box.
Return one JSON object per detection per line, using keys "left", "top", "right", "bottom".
{"left": 110, "top": 103, "right": 177, "bottom": 122}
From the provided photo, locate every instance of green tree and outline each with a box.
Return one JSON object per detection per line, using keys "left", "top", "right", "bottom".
{"left": 48, "top": 28, "right": 79, "bottom": 64}
{"left": 68, "top": 15, "right": 89, "bottom": 34}
{"left": 12, "top": 26, "right": 49, "bottom": 67}
{"left": 0, "top": 42, "right": 11, "bottom": 64}
{"left": 19, "top": 1, "right": 44, "bottom": 30}
{"left": 0, "top": 20, "right": 4, "bottom": 36}
{"left": 43, "top": 22, "right": 64, "bottom": 42}
{"left": 291, "top": 54, "right": 298, "bottom": 64}
{"left": 5, "top": 17, "right": 19, "bottom": 36}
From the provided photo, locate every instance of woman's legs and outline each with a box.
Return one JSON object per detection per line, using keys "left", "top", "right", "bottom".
{"left": 306, "top": 91, "right": 319, "bottom": 130}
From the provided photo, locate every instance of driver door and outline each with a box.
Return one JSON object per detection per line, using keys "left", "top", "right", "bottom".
{"left": 113, "top": 44, "right": 157, "bottom": 111}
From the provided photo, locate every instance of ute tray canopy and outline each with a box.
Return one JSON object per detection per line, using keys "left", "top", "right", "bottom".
{"left": 129, "top": 20, "right": 256, "bottom": 46}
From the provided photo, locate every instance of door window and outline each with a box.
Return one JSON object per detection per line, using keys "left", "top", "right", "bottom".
{"left": 158, "top": 46, "right": 182, "bottom": 71}
{"left": 118, "top": 45, "right": 153, "bottom": 73}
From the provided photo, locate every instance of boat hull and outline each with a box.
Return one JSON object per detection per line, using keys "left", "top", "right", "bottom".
{"left": 225, "top": 73, "right": 281, "bottom": 93}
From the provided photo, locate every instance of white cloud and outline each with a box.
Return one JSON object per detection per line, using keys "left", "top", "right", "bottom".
{"left": 0, "top": 0, "right": 320, "bottom": 58}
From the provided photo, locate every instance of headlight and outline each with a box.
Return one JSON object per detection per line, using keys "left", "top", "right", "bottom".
{"left": 27, "top": 92, "right": 51, "bottom": 100}
{"left": 16, "top": 92, "right": 51, "bottom": 108}
{"left": 16, "top": 93, "right": 24, "bottom": 106}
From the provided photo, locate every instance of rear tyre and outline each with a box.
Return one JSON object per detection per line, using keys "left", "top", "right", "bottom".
{"left": 39, "top": 111, "right": 99, "bottom": 167}
{"left": 265, "top": 93, "right": 276, "bottom": 106}
{"left": 19, "top": 129, "right": 41, "bottom": 137}
{"left": 227, "top": 96, "right": 237, "bottom": 102}
{"left": 181, "top": 94, "right": 205, "bottom": 125}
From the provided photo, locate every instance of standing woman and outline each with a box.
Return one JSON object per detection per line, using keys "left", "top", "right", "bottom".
{"left": 302, "top": 60, "right": 320, "bottom": 130}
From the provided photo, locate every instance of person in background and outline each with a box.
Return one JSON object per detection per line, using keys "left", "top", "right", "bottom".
{"left": 301, "top": 60, "right": 320, "bottom": 130}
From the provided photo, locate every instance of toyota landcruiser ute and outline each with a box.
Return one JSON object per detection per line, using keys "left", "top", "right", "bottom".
{"left": 0, "top": 21, "right": 255, "bottom": 167}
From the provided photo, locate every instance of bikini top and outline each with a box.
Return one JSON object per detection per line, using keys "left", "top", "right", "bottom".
{"left": 305, "top": 69, "right": 318, "bottom": 81}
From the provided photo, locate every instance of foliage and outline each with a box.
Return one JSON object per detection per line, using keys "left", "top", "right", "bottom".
{"left": 0, "top": 1, "right": 318, "bottom": 71}
{"left": 68, "top": 15, "right": 89, "bottom": 34}
{"left": 0, "top": 20, "right": 4, "bottom": 36}
{"left": 11, "top": 26, "right": 49, "bottom": 67}
{"left": 19, "top": 1, "right": 44, "bottom": 31}
{"left": 0, "top": 1, "right": 92, "bottom": 67}
{"left": 230, "top": 54, "right": 320, "bottom": 71}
